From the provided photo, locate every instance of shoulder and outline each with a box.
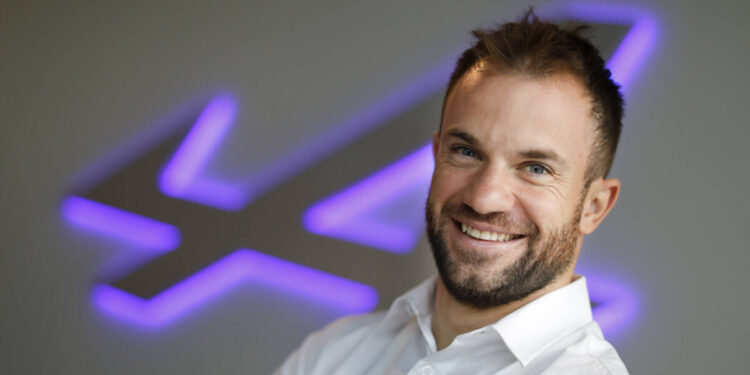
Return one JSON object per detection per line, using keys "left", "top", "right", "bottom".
{"left": 306, "top": 311, "right": 389, "bottom": 354}
{"left": 539, "top": 323, "right": 629, "bottom": 375}
{"left": 273, "top": 312, "right": 388, "bottom": 375}
{"left": 319, "top": 311, "right": 389, "bottom": 339}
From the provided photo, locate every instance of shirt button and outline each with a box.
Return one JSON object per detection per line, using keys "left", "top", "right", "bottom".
{"left": 419, "top": 366, "right": 434, "bottom": 375}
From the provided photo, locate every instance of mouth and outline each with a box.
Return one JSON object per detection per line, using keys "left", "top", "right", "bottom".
{"left": 454, "top": 219, "right": 526, "bottom": 243}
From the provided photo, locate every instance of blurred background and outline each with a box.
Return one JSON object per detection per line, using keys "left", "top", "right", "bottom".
{"left": 2, "top": 0, "right": 749, "bottom": 373}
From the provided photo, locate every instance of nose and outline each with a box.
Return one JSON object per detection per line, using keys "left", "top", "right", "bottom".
{"left": 460, "top": 164, "right": 515, "bottom": 215}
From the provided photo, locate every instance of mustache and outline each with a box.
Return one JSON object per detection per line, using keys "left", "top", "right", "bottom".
{"left": 440, "top": 202, "right": 538, "bottom": 235}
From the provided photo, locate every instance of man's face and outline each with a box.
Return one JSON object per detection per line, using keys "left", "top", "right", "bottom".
{"left": 426, "top": 67, "right": 597, "bottom": 308}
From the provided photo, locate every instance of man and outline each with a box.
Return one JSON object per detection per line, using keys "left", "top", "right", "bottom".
{"left": 276, "top": 9, "right": 628, "bottom": 375}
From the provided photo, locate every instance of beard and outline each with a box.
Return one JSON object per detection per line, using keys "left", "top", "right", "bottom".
{"left": 425, "top": 199, "right": 582, "bottom": 309}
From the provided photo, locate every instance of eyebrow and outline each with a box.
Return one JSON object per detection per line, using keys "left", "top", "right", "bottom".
{"left": 517, "top": 149, "right": 565, "bottom": 166}
{"left": 446, "top": 129, "right": 480, "bottom": 145}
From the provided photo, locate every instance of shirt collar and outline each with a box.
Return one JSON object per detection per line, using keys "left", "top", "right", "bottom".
{"left": 383, "top": 276, "right": 438, "bottom": 351}
{"left": 382, "top": 275, "right": 594, "bottom": 364}
{"left": 491, "top": 276, "right": 594, "bottom": 366}
{"left": 386, "top": 275, "right": 436, "bottom": 321}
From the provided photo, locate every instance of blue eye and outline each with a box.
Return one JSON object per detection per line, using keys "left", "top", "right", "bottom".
{"left": 527, "top": 164, "right": 548, "bottom": 175}
{"left": 452, "top": 146, "right": 477, "bottom": 158}
{"left": 460, "top": 148, "right": 476, "bottom": 158}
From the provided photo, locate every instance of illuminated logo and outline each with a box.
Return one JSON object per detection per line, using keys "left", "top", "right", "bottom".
{"left": 62, "top": 2, "right": 655, "bottom": 336}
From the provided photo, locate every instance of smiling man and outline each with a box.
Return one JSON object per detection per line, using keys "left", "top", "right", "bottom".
{"left": 276, "top": 10, "right": 628, "bottom": 375}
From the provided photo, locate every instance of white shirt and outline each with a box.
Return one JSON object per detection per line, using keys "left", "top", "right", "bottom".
{"left": 274, "top": 276, "right": 629, "bottom": 375}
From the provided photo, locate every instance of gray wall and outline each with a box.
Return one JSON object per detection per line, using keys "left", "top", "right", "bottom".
{"left": 2, "top": 0, "right": 749, "bottom": 373}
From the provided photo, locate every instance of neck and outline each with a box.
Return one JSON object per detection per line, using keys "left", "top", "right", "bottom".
{"left": 430, "top": 272, "right": 575, "bottom": 351}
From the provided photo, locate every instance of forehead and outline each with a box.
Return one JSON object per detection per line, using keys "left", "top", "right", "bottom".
{"left": 442, "top": 67, "right": 596, "bottom": 166}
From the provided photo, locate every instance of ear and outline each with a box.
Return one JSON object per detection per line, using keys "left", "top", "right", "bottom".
{"left": 579, "top": 178, "right": 620, "bottom": 234}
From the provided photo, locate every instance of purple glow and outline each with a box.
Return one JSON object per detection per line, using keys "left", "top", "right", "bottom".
{"left": 542, "top": 2, "right": 658, "bottom": 91}
{"left": 168, "top": 176, "right": 247, "bottom": 212}
{"left": 93, "top": 249, "right": 378, "bottom": 327}
{"left": 246, "top": 250, "right": 379, "bottom": 311}
{"left": 154, "top": 63, "right": 452, "bottom": 211}
{"left": 238, "top": 61, "right": 455, "bottom": 203}
{"left": 608, "top": 16, "right": 658, "bottom": 90}
{"left": 62, "top": 196, "right": 180, "bottom": 251}
{"left": 69, "top": 2, "right": 653, "bottom": 334}
{"left": 303, "top": 144, "right": 433, "bottom": 253}
{"left": 163, "top": 63, "right": 453, "bottom": 212}
{"left": 586, "top": 274, "right": 640, "bottom": 338}
{"left": 159, "top": 95, "right": 248, "bottom": 211}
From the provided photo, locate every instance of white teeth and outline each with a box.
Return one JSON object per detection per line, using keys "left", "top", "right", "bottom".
{"left": 460, "top": 223, "right": 517, "bottom": 242}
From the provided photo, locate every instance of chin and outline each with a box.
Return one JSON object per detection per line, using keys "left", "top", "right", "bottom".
{"left": 425, "top": 202, "right": 581, "bottom": 309}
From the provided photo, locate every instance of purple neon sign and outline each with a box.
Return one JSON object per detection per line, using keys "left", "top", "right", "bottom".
{"left": 62, "top": 93, "right": 383, "bottom": 327}
{"left": 62, "top": 2, "right": 654, "bottom": 333}
{"left": 62, "top": 196, "right": 180, "bottom": 252}
{"left": 93, "top": 249, "right": 378, "bottom": 326}
{"left": 304, "top": 143, "right": 434, "bottom": 253}
{"left": 63, "top": 59, "right": 454, "bottom": 327}
{"left": 158, "top": 95, "right": 248, "bottom": 211}
{"left": 585, "top": 272, "right": 640, "bottom": 338}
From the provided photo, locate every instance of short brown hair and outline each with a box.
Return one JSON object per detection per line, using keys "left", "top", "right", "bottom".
{"left": 442, "top": 9, "right": 624, "bottom": 183}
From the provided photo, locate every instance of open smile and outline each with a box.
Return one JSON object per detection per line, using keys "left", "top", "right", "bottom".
{"left": 453, "top": 219, "right": 526, "bottom": 243}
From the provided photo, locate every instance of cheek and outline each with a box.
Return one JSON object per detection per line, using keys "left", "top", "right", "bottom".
{"left": 515, "top": 187, "right": 570, "bottom": 229}
{"left": 429, "top": 166, "right": 467, "bottom": 202}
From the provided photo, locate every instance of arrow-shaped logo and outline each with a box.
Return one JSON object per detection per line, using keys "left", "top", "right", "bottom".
{"left": 62, "top": 3, "right": 655, "bottom": 335}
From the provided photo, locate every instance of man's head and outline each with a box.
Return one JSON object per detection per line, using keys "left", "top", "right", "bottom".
{"left": 426, "top": 10, "right": 623, "bottom": 309}
{"left": 442, "top": 10, "right": 624, "bottom": 183}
